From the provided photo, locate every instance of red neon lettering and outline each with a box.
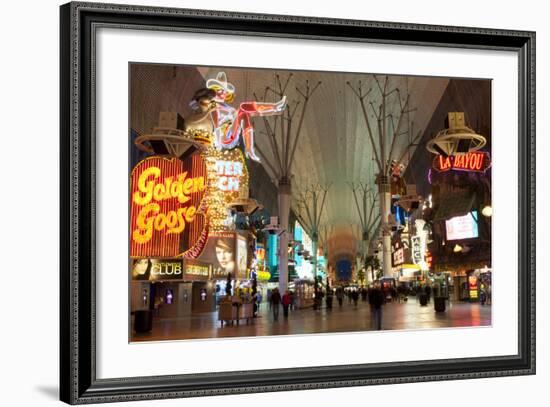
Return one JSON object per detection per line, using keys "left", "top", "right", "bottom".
{"left": 474, "top": 153, "right": 484, "bottom": 170}
{"left": 433, "top": 152, "right": 489, "bottom": 173}
{"left": 454, "top": 155, "right": 463, "bottom": 168}
{"left": 439, "top": 156, "right": 452, "bottom": 171}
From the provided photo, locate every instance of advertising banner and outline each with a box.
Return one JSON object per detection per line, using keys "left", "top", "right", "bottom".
{"left": 198, "top": 232, "right": 238, "bottom": 280}
{"left": 236, "top": 235, "right": 249, "bottom": 279}
{"left": 183, "top": 259, "right": 212, "bottom": 282}
{"left": 131, "top": 258, "right": 184, "bottom": 281}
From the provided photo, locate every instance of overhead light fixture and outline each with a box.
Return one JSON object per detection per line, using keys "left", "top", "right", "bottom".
{"left": 426, "top": 112, "right": 486, "bottom": 156}
{"left": 482, "top": 205, "right": 492, "bottom": 217}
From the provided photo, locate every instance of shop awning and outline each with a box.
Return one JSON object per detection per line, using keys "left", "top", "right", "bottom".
{"left": 433, "top": 190, "right": 476, "bottom": 221}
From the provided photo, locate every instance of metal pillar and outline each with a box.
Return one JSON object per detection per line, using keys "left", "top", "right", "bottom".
{"left": 378, "top": 180, "right": 393, "bottom": 278}
{"left": 278, "top": 179, "right": 291, "bottom": 293}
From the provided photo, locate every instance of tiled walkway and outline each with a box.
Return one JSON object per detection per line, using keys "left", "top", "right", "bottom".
{"left": 131, "top": 297, "right": 491, "bottom": 342}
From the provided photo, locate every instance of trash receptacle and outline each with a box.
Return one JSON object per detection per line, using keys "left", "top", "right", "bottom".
{"left": 134, "top": 310, "right": 153, "bottom": 333}
{"left": 434, "top": 296, "right": 446, "bottom": 312}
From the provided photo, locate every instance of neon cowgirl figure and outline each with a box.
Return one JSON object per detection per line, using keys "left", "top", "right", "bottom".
{"left": 189, "top": 72, "right": 286, "bottom": 161}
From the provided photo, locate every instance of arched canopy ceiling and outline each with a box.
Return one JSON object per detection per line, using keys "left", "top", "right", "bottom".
{"left": 195, "top": 67, "right": 448, "bottom": 260}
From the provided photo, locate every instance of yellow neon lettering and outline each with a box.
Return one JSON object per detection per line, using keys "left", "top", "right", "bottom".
{"left": 133, "top": 203, "right": 159, "bottom": 243}
{"left": 165, "top": 211, "right": 179, "bottom": 230}
{"left": 183, "top": 177, "right": 194, "bottom": 195}
{"left": 133, "top": 167, "right": 160, "bottom": 206}
{"left": 154, "top": 213, "right": 166, "bottom": 231}
{"left": 153, "top": 183, "right": 166, "bottom": 201}
{"left": 193, "top": 176, "right": 205, "bottom": 193}
{"left": 185, "top": 205, "right": 197, "bottom": 223}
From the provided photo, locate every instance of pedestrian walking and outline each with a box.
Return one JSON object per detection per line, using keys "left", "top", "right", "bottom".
{"left": 313, "top": 288, "right": 324, "bottom": 310}
{"left": 282, "top": 289, "right": 291, "bottom": 318}
{"left": 336, "top": 286, "right": 344, "bottom": 307}
{"left": 326, "top": 288, "right": 333, "bottom": 310}
{"left": 371, "top": 282, "right": 385, "bottom": 330}
{"left": 480, "top": 289, "right": 487, "bottom": 305}
{"left": 361, "top": 286, "right": 368, "bottom": 302}
{"left": 255, "top": 290, "right": 262, "bottom": 313}
{"left": 270, "top": 288, "right": 281, "bottom": 321}
{"left": 289, "top": 290, "right": 296, "bottom": 311}
{"left": 352, "top": 289, "right": 359, "bottom": 308}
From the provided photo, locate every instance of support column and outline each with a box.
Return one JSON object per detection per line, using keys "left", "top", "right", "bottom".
{"left": 278, "top": 178, "right": 291, "bottom": 293}
{"left": 378, "top": 178, "right": 393, "bottom": 278}
{"left": 312, "top": 238, "right": 318, "bottom": 287}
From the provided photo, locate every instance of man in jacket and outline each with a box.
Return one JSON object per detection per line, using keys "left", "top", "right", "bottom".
{"left": 282, "top": 290, "right": 291, "bottom": 318}
{"left": 270, "top": 288, "right": 281, "bottom": 321}
{"left": 371, "top": 282, "right": 385, "bottom": 330}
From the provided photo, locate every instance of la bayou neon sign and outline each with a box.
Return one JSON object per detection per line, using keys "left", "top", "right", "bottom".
{"left": 433, "top": 151, "right": 491, "bottom": 173}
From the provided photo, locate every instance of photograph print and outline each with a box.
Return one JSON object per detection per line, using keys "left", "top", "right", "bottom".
{"left": 129, "top": 63, "right": 492, "bottom": 342}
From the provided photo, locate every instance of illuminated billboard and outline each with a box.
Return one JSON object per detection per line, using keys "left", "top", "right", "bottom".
{"left": 131, "top": 258, "right": 183, "bottom": 281}
{"left": 445, "top": 211, "right": 479, "bottom": 241}
{"left": 196, "top": 232, "right": 248, "bottom": 280}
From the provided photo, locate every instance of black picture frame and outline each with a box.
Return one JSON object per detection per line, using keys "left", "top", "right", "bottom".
{"left": 60, "top": 1, "right": 536, "bottom": 404}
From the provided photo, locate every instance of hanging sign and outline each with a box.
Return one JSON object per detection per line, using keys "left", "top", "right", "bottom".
{"left": 432, "top": 151, "right": 491, "bottom": 173}
{"left": 393, "top": 248, "right": 405, "bottom": 266}
{"left": 412, "top": 236, "right": 423, "bottom": 264}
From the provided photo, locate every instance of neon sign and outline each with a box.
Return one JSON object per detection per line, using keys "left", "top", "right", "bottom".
{"left": 203, "top": 148, "right": 249, "bottom": 232}
{"left": 432, "top": 151, "right": 491, "bottom": 173}
{"left": 393, "top": 248, "right": 405, "bottom": 266}
{"left": 425, "top": 251, "right": 433, "bottom": 269}
{"left": 130, "top": 155, "right": 208, "bottom": 258}
{"left": 412, "top": 236, "right": 422, "bottom": 264}
{"left": 132, "top": 165, "right": 204, "bottom": 243}
{"left": 206, "top": 72, "right": 286, "bottom": 161}
{"left": 216, "top": 160, "right": 244, "bottom": 191}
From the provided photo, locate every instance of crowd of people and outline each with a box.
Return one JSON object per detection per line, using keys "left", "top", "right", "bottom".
{"left": 263, "top": 282, "right": 389, "bottom": 330}
{"left": 220, "top": 279, "right": 489, "bottom": 331}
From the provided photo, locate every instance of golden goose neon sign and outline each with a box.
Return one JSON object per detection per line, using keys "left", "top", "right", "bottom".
{"left": 130, "top": 156, "right": 207, "bottom": 255}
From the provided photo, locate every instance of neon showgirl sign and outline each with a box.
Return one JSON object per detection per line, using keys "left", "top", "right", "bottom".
{"left": 206, "top": 72, "right": 286, "bottom": 161}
